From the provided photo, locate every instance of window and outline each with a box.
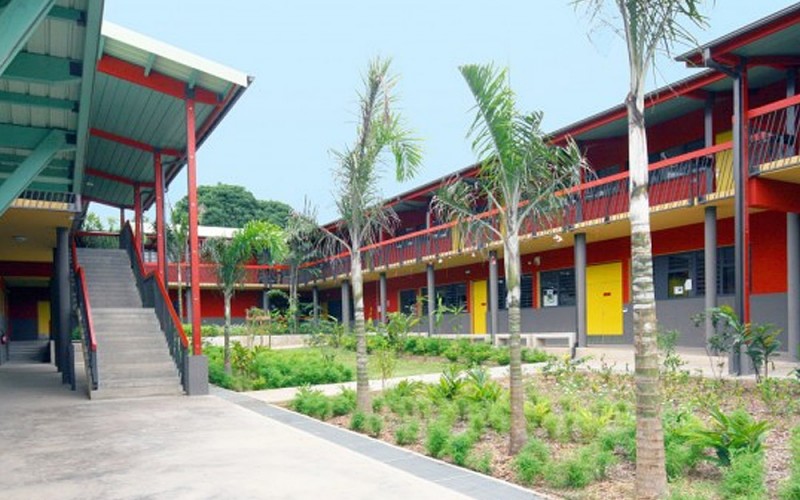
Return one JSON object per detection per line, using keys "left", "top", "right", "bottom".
{"left": 653, "top": 247, "right": 735, "bottom": 299}
{"left": 399, "top": 289, "right": 419, "bottom": 314}
{"left": 420, "top": 282, "right": 468, "bottom": 314}
{"left": 540, "top": 269, "right": 576, "bottom": 307}
{"left": 497, "top": 274, "right": 533, "bottom": 309}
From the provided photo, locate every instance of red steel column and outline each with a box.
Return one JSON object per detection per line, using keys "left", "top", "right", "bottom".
{"left": 134, "top": 183, "right": 143, "bottom": 252}
{"left": 742, "top": 68, "right": 751, "bottom": 324}
{"left": 186, "top": 99, "right": 202, "bottom": 355}
{"left": 154, "top": 152, "right": 167, "bottom": 285}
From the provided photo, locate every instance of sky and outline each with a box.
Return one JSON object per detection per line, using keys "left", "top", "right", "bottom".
{"left": 100, "top": 0, "right": 798, "bottom": 224}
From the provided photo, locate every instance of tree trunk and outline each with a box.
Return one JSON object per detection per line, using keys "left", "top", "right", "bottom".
{"left": 223, "top": 291, "right": 232, "bottom": 375}
{"left": 627, "top": 87, "right": 667, "bottom": 498}
{"left": 351, "top": 247, "right": 370, "bottom": 412}
{"left": 505, "top": 234, "right": 527, "bottom": 454}
{"left": 177, "top": 261, "right": 184, "bottom": 321}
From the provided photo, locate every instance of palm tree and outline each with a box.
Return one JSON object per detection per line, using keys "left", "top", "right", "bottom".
{"left": 434, "top": 64, "right": 583, "bottom": 454}
{"left": 203, "top": 220, "right": 287, "bottom": 374}
{"left": 574, "top": 1, "right": 706, "bottom": 497}
{"left": 319, "top": 57, "right": 422, "bottom": 412}
{"left": 285, "top": 200, "right": 321, "bottom": 333}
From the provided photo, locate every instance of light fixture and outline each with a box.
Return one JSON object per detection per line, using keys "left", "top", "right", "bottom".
{"left": 12, "top": 235, "right": 26, "bottom": 243}
{"left": 465, "top": 269, "right": 471, "bottom": 275}
{"left": 552, "top": 234, "right": 563, "bottom": 243}
{"left": 533, "top": 256, "right": 541, "bottom": 266}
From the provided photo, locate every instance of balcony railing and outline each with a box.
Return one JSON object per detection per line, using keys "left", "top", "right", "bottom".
{"left": 748, "top": 94, "right": 800, "bottom": 175}
{"left": 298, "top": 142, "right": 734, "bottom": 285}
{"left": 143, "top": 262, "right": 290, "bottom": 287}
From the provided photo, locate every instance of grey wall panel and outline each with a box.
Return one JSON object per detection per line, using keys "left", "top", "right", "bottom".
{"left": 751, "top": 293, "right": 789, "bottom": 354}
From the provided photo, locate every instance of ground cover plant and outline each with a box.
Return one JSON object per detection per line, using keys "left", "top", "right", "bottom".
{"left": 289, "top": 358, "right": 800, "bottom": 499}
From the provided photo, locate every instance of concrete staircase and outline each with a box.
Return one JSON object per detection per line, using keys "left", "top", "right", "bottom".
{"left": 76, "top": 248, "right": 183, "bottom": 400}
{"left": 8, "top": 340, "right": 48, "bottom": 362}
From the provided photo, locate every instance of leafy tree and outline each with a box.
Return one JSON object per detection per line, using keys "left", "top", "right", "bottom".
{"left": 433, "top": 64, "right": 583, "bottom": 454}
{"left": 203, "top": 220, "right": 287, "bottom": 374}
{"left": 317, "top": 57, "right": 422, "bottom": 412}
{"left": 574, "top": 0, "right": 706, "bottom": 497}
{"left": 175, "top": 184, "right": 291, "bottom": 228}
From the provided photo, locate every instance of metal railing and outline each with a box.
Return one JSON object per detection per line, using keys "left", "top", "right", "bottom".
{"left": 143, "top": 261, "right": 290, "bottom": 287}
{"left": 70, "top": 237, "right": 98, "bottom": 390}
{"left": 13, "top": 190, "right": 80, "bottom": 212}
{"left": 121, "top": 223, "right": 190, "bottom": 390}
{"left": 747, "top": 94, "right": 800, "bottom": 174}
{"left": 298, "top": 142, "right": 734, "bottom": 284}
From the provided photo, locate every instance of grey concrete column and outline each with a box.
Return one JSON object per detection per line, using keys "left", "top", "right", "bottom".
{"left": 574, "top": 233, "right": 587, "bottom": 347}
{"left": 426, "top": 263, "right": 435, "bottom": 337}
{"left": 705, "top": 93, "right": 716, "bottom": 193}
{"left": 341, "top": 280, "right": 350, "bottom": 332}
{"left": 51, "top": 248, "right": 61, "bottom": 370}
{"left": 488, "top": 251, "right": 499, "bottom": 342}
{"left": 261, "top": 288, "right": 270, "bottom": 312}
{"left": 705, "top": 207, "right": 718, "bottom": 344}
{"left": 788, "top": 212, "right": 799, "bottom": 360}
{"left": 312, "top": 286, "right": 320, "bottom": 325}
{"left": 379, "top": 273, "right": 387, "bottom": 324}
{"left": 185, "top": 288, "right": 192, "bottom": 324}
{"left": 56, "top": 228, "right": 70, "bottom": 377}
{"left": 732, "top": 69, "right": 746, "bottom": 375}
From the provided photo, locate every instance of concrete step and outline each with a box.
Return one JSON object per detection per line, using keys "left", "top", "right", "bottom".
{"left": 91, "top": 383, "right": 184, "bottom": 400}
{"left": 99, "top": 363, "right": 178, "bottom": 381}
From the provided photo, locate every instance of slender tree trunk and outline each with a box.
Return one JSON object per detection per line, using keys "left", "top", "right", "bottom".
{"left": 505, "top": 233, "right": 527, "bottom": 454}
{"left": 223, "top": 291, "right": 232, "bottom": 375}
{"left": 627, "top": 85, "right": 667, "bottom": 498}
{"left": 177, "top": 261, "right": 184, "bottom": 321}
{"left": 351, "top": 247, "right": 370, "bottom": 411}
{"left": 290, "top": 266, "right": 299, "bottom": 334}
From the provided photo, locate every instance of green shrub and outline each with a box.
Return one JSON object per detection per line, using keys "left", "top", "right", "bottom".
{"left": 514, "top": 438, "right": 550, "bottom": 484}
{"left": 427, "top": 365, "right": 464, "bottom": 401}
{"left": 350, "top": 411, "right": 367, "bottom": 432}
{"left": 545, "top": 444, "right": 614, "bottom": 489}
{"left": 366, "top": 414, "right": 384, "bottom": 437}
{"left": 464, "top": 367, "right": 503, "bottom": 403}
{"left": 371, "top": 396, "right": 385, "bottom": 413}
{"left": 524, "top": 397, "right": 551, "bottom": 429}
{"left": 330, "top": 388, "right": 356, "bottom": 417}
{"left": 448, "top": 432, "right": 475, "bottom": 466}
{"left": 541, "top": 413, "right": 560, "bottom": 441}
{"left": 425, "top": 421, "right": 451, "bottom": 458}
{"left": 597, "top": 420, "right": 636, "bottom": 461}
{"left": 521, "top": 348, "right": 550, "bottom": 363}
{"left": 721, "top": 451, "right": 766, "bottom": 500}
{"left": 487, "top": 400, "right": 510, "bottom": 434}
{"left": 395, "top": 420, "right": 420, "bottom": 446}
{"left": 290, "top": 386, "right": 331, "bottom": 420}
{"left": 663, "top": 410, "right": 705, "bottom": 480}
{"left": 779, "top": 426, "right": 800, "bottom": 500}
{"left": 468, "top": 410, "right": 487, "bottom": 438}
{"left": 466, "top": 450, "right": 493, "bottom": 475}
{"left": 492, "top": 347, "right": 510, "bottom": 366}
{"left": 685, "top": 407, "right": 770, "bottom": 466}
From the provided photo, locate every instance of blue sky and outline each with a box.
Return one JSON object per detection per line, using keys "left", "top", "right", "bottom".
{"left": 102, "top": 0, "right": 797, "bottom": 224}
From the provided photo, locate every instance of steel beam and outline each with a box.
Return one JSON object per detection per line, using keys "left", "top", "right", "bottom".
{"left": 154, "top": 153, "right": 167, "bottom": 286}
{"left": 379, "top": 273, "right": 387, "bottom": 324}
{"left": 0, "top": 129, "right": 65, "bottom": 216}
{"left": 488, "top": 251, "right": 499, "bottom": 341}
{"left": 341, "top": 280, "right": 350, "bottom": 333}
{"left": 0, "top": 123, "right": 73, "bottom": 149}
{"left": 0, "top": 90, "right": 77, "bottom": 110}
{"left": 186, "top": 99, "right": 203, "bottom": 356}
{"left": 89, "top": 128, "right": 182, "bottom": 157}
{"left": 0, "top": 0, "right": 54, "bottom": 77}
{"left": 72, "top": 0, "right": 102, "bottom": 195}
{"left": 3, "top": 52, "right": 81, "bottom": 84}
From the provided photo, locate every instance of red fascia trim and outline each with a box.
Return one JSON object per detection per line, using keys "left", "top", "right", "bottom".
{"left": 749, "top": 177, "right": 800, "bottom": 213}
{"left": 90, "top": 128, "right": 182, "bottom": 157}
{"left": 747, "top": 93, "right": 800, "bottom": 119}
{"left": 82, "top": 195, "right": 133, "bottom": 210}
{"left": 97, "top": 55, "right": 220, "bottom": 106}
{"left": 0, "top": 261, "right": 52, "bottom": 277}
{"left": 86, "top": 167, "right": 153, "bottom": 188}
{"left": 700, "top": 10, "right": 800, "bottom": 66}
{"left": 550, "top": 72, "right": 727, "bottom": 144}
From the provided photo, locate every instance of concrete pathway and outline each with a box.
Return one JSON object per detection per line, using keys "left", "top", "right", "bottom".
{"left": 0, "top": 363, "right": 541, "bottom": 500}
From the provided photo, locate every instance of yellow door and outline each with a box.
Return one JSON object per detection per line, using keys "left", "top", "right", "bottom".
{"left": 470, "top": 280, "right": 487, "bottom": 334}
{"left": 715, "top": 130, "right": 733, "bottom": 194}
{"left": 37, "top": 301, "right": 50, "bottom": 337}
{"left": 587, "top": 263, "right": 623, "bottom": 336}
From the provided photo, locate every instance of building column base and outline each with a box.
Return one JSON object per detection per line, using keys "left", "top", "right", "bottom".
{"left": 185, "top": 355, "right": 209, "bottom": 396}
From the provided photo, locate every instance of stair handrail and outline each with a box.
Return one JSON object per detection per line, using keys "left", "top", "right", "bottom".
{"left": 70, "top": 237, "right": 98, "bottom": 390}
{"left": 120, "top": 223, "right": 190, "bottom": 387}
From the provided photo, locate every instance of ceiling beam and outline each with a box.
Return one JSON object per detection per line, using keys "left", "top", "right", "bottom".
{"left": 0, "top": 4, "right": 84, "bottom": 23}
{"left": 72, "top": 0, "right": 102, "bottom": 197}
{"left": 0, "top": 171, "right": 70, "bottom": 185}
{"left": 0, "top": 129, "right": 65, "bottom": 216}
{"left": 0, "top": 123, "right": 75, "bottom": 150}
{"left": 0, "top": 0, "right": 54, "bottom": 77}
{"left": 89, "top": 127, "right": 182, "bottom": 157}
{"left": 86, "top": 167, "right": 154, "bottom": 188}
{"left": 0, "top": 89, "right": 78, "bottom": 111}
{"left": 3, "top": 52, "right": 82, "bottom": 84}
{"left": 97, "top": 55, "right": 220, "bottom": 106}
{"left": 0, "top": 152, "right": 71, "bottom": 169}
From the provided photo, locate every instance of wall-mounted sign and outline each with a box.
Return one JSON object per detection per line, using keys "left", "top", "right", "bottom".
{"left": 543, "top": 288, "right": 558, "bottom": 307}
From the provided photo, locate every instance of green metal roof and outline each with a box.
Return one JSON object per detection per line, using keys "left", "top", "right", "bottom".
{"left": 0, "top": 0, "right": 252, "bottom": 215}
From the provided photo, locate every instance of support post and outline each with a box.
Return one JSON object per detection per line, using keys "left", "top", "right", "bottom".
{"left": 312, "top": 286, "right": 319, "bottom": 326}
{"left": 154, "top": 152, "right": 167, "bottom": 286}
{"left": 119, "top": 207, "right": 126, "bottom": 230}
{"left": 261, "top": 288, "right": 270, "bottom": 312}
{"left": 732, "top": 64, "right": 750, "bottom": 375}
{"left": 185, "top": 98, "right": 203, "bottom": 357}
{"left": 427, "top": 263, "right": 435, "bottom": 337}
{"left": 133, "top": 183, "right": 143, "bottom": 254}
{"left": 341, "top": 280, "right": 350, "bottom": 333}
{"left": 574, "top": 233, "right": 587, "bottom": 348}
{"left": 789, "top": 212, "right": 800, "bottom": 360}
{"left": 379, "top": 272, "right": 387, "bottom": 324}
{"left": 55, "top": 227, "right": 69, "bottom": 380}
{"left": 704, "top": 93, "right": 715, "bottom": 193}
{"left": 704, "top": 207, "right": 718, "bottom": 343}
{"left": 488, "top": 251, "right": 499, "bottom": 343}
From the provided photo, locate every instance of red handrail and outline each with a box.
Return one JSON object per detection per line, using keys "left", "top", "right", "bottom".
{"left": 300, "top": 141, "right": 734, "bottom": 270}
{"left": 124, "top": 223, "right": 190, "bottom": 349}
{"left": 70, "top": 239, "right": 97, "bottom": 352}
{"left": 747, "top": 93, "right": 800, "bottom": 120}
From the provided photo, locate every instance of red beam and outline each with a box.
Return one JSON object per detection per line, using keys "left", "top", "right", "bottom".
{"left": 86, "top": 167, "right": 153, "bottom": 188}
{"left": 0, "top": 261, "right": 52, "bottom": 277}
{"left": 749, "top": 177, "right": 800, "bottom": 213}
{"left": 154, "top": 153, "right": 167, "bottom": 286}
{"left": 90, "top": 128, "right": 182, "bottom": 157}
{"left": 97, "top": 55, "right": 220, "bottom": 106}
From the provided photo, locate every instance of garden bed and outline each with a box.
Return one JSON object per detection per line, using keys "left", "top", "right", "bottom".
{"left": 287, "top": 358, "right": 800, "bottom": 499}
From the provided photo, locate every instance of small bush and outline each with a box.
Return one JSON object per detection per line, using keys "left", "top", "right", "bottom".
{"left": 685, "top": 407, "right": 770, "bottom": 466}
{"left": 350, "top": 411, "right": 367, "bottom": 433}
{"left": 426, "top": 421, "right": 451, "bottom": 458}
{"left": 290, "top": 387, "right": 331, "bottom": 420}
{"left": 487, "top": 400, "right": 510, "bottom": 434}
{"left": 514, "top": 438, "right": 550, "bottom": 485}
{"left": 330, "top": 388, "right": 356, "bottom": 417}
{"left": 394, "top": 420, "right": 420, "bottom": 446}
{"left": 465, "top": 450, "right": 493, "bottom": 475}
{"left": 721, "top": 451, "right": 766, "bottom": 500}
{"left": 448, "top": 432, "right": 475, "bottom": 466}
{"left": 545, "top": 444, "right": 614, "bottom": 489}
{"left": 779, "top": 426, "right": 800, "bottom": 500}
{"left": 468, "top": 410, "right": 487, "bottom": 438}
{"left": 597, "top": 421, "right": 636, "bottom": 461}
{"left": 371, "top": 396, "right": 385, "bottom": 413}
{"left": 366, "top": 414, "right": 384, "bottom": 437}
{"left": 521, "top": 348, "right": 550, "bottom": 363}
{"left": 541, "top": 413, "right": 560, "bottom": 441}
